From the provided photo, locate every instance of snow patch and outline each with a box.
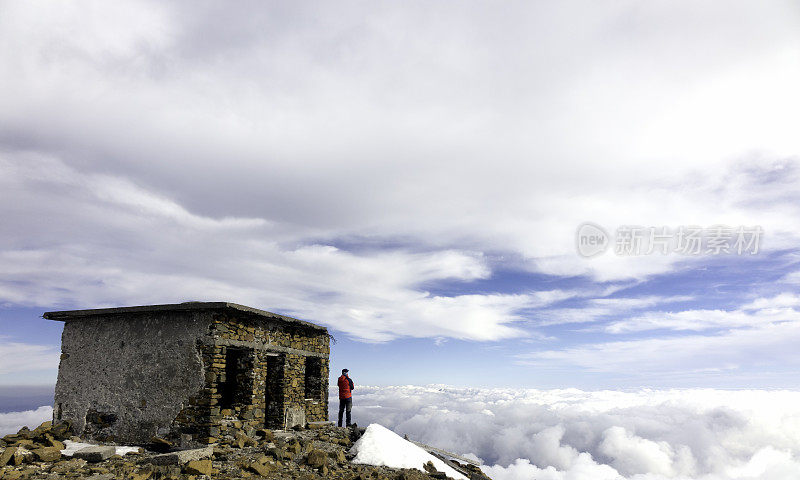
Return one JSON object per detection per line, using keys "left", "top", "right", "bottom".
{"left": 350, "top": 423, "right": 467, "bottom": 480}
{"left": 61, "top": 440, "right": 140, "bottom": 457}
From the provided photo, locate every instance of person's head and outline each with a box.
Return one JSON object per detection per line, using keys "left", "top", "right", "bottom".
{"left": 342, "top": 368, "right": 349, "bottom": 376}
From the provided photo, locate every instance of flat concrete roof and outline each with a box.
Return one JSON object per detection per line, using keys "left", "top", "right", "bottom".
{"left": 43, "top": 302, "right": 327, "bottom": 332}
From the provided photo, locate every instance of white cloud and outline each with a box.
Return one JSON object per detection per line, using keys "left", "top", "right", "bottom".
{"left": 0, "top": 1, "right": 797, "bottom": 288}
{"left": 604, "top": 304, "right": 800, "bottom": 334}
{"left": 518, "top": 321, "right": 800, "bottom": 378}
{"left": 537, "top": 295, "right": 695, "bottom": 327}
{"left": 482, "top": 456, "right": 619, "bottom": 480}
{"left": 0, "top": 1, "right": 798, "bottom": 353}
{"left": 624, "top": 311, "right": 789, "bottom": 334}
{"left": 0, "top": 341, "right": 60, "bottom": 375}
{"left": 0, "top": 154, "right": 578, "bottom": 342}
{"left": 341, "top": 385, "right": 800, "bottom": 480}
{"left": 0, "top": 406, "right": 52, "bottom": 437}
{"left": 511, "top": 293, "right": 800, "bottom": 380}
{"left": 740, "top": 293, "right": 800, "bottom": 311}
{"left": 599, "top": 426, "right": 687, "bottom": 477}
{"left": 780, "top": 271, "right": 800, "bottom": 285}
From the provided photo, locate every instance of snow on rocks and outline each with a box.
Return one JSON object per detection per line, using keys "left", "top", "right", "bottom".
{"left": 350, "top": 423, "right": 467, "bottom": 480}
{"left": 61, "top": 439, "right": 141, "bottom": 458}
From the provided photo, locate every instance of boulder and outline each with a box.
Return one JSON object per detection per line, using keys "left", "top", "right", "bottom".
{"left": 48, "top": 458, "right": 88, "bottom": 474}
{"left": 129, "top": 471, "right": 153, "bottom": 480}
{"left": 1, "top": 470, "right": 23, "bottom": 480}
{"left": 0, "top": 446, "right": 17, "bottom": 466}
{"left": 148, "top": 446, "right": 213, "bottom": 465}
{"left": 51, "top": 422, "right": 73, "bottom": 440}
{"left": 265, "top": 446, "right": 288, "bottom": 460}
{"left": 183, "top": 459, "right": 212, "bottom": 476}
{"left": 233, "top": 431, "right": 257, "bottom": 448}
{"left": 247, "top": 461, "right": 273, "bottom": 476}
{"left": 256, "top": 429, "right": 275, "bottom": 443}
{"left": 306, "top": 449, "right": 328, "bottom": 469}
{"left": 31, "top": 422, "right": 52, "bottom": 436}
{"left": 287, "top": 440, "right": 302, "bottom": 455}
{"left": 212, "top": 446, "right": 230, "bottom": 460}
{"left": 32, "top": 446, "right": 62, "bottom": 462}
{"left": 43, "top": 435, "right": 65, "bottom": 450}
{"left": 329, "top": 449, "right": 347, "bottom": 464}
{"left": 12, "top": 447, "right": 33, "bottom": 465}
{"left": 73, "top": 446, "right": 116, "bottom": 462}
{"left": 148, "top": 437, "right": 173, "bottom": 453}
{"left": 301, "top": 439, "right": 315, "bottom": 453}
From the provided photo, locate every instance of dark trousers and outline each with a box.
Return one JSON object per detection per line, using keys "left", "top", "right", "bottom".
{"left": 338, "top": 397, "right": 352, "bottom": 427}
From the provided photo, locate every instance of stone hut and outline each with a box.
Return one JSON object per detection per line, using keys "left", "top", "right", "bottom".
{"left": 43, "top": 302, "right": 330, "bottom": 445}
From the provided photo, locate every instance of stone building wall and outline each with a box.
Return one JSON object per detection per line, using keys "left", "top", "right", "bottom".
{"left": 54, "top": 311, "right": 210, "bottom": 444}
{"left": 172, "top": 310, "right": 330, "bottom": 444}
{"left": 48, "top": 304, "right": 330, "bottom": 446}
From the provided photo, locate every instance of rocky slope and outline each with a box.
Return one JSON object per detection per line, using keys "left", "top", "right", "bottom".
{"left": 0, "top": 421, "right": 492, "bottom": 480}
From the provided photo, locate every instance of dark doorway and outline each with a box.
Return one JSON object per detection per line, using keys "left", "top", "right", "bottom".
{"left": 304, "top": 356, "right": 322, "bottom": 400}
{"left": 265, "top": 354, "right": 285, "bottom": 428}
{"left": 220, "top": 347, "right": 253, "bottom": 409}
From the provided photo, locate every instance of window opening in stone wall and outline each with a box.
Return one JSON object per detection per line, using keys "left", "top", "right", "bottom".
{"left": 265, "top": 353, "right": 285, "bottom": 429}
{"left": 304, "top": 356, "right": 322, "bottom": 400}
{"left": 220, "top": 347, "right": 252, "bottom": 409}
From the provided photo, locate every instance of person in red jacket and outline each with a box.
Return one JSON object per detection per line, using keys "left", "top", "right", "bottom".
{"left": 337, "top": 368, "right": 355, "bottom": 427}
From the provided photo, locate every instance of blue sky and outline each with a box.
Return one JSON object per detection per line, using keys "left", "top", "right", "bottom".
{"left": 5, "top": 249, "right": 800, "bottom": 390}
{"left": 1, "top": 1, "right": 800, "bottom": 394}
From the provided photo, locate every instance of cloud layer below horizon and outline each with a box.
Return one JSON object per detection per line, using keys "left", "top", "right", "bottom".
{"left": 7, "top": 386, "right": 800, "bottom": 479}
{"left": 339, "top": 386, "right": 800, "bottom": 480}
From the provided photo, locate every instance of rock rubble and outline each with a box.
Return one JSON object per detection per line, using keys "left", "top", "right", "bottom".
{"left": 0, "top": 421, "right": 492, "bottom": 480}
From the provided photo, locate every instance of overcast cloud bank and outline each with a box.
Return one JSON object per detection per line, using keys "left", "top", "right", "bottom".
{"left": 1, "top": 0, "right": 799, "bottom": 346}
{"left": 1, "top": 1, "right": 800, "bottom": 390}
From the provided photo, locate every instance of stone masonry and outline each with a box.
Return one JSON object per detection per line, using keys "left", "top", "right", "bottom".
{"left": 44, "top": 302, "right": 330, "bottom": 446}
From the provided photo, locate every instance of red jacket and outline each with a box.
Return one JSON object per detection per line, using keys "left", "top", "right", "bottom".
{"left": 338, "top": 374, "right": 354, "bottom": 399}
